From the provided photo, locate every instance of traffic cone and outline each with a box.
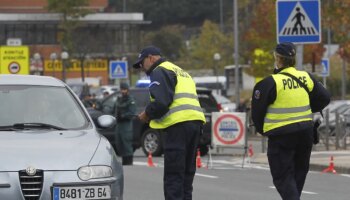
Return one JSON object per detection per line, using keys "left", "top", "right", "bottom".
{"left": 196, "top": 149, "right": 203, "bottom": 168}
{"left": 248, "top": 144, "right": 254, "bottom": 157}
{"left": 147, "top": 151, "right": 155, "bottom": 167}
{"left": 322, "top": 156, "right": 337, "bottom": 174}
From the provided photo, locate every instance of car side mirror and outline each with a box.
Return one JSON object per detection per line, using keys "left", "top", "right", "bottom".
{"left": 97, "top": 115, "right": 116, "bottom": 129}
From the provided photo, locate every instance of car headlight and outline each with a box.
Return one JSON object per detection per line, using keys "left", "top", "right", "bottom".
{"left": 78, "top": 165, "right": 112, "bottom": 181}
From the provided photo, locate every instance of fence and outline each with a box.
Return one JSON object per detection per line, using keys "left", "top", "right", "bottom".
{"left": 317, "top": 109, "right": 350, "bottom": 150}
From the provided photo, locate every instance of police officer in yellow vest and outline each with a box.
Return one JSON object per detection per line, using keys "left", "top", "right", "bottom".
{"left": 133, "top": 46, "right": 205, "bottom": 200}
{"left": 251, "top": 42, "right": 330, "bottom": 200}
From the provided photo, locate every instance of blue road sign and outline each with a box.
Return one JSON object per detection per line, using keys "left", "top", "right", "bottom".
{"left": 109, "top": 61, "right": 128, "bottom": 79}
{"left": 276, "top": 0, "right": 321, "bottom": 44}
{"left": 319, "top": 58, "right": 329, "bottom": 77}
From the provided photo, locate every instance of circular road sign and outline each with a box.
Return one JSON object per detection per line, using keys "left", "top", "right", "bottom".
{"left": 8, "top": 62, "right": 20, "bottom": 74}
{"left": 213, "top": 114, "right": 244, "bottom": 145}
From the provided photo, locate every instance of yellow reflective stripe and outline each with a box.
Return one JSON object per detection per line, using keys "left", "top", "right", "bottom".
{"left": 173, "top": 93, "right": 198, "bottom": 100}
{"left": 267, "top": 105, "right": 311, "bottom": 114}
{"left": 264, "top": 114, "right": 312, "bottom": 123}
{"left": 154, "top": 104, "right": 204, "bottom": 122}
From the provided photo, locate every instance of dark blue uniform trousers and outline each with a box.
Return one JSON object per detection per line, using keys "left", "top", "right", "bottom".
{"left": 162, "top": 120, "right": 202, "bottom": 200}
{"left": 267, "top": 127, "right": 313, "bottom": 200}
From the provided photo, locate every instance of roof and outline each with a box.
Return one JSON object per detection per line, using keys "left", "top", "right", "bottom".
{"left": 0, "top": 74, "right": 65, "bottom": 87}
{"left": 0, "top": 13, "right": 151, "bottom": 25}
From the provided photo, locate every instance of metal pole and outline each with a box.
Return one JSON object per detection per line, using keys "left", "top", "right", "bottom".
{"left": 325, "top": 26, "right": 331, "bottom": 87}
{"left": 233, "top": 0, "right": 240, "bottom": 105}
{"left": 62, "top": 59, "right": 66, "bottom": 82}
{"left": 296, "top": 44, "right": 304, "bottom": 70}
{"left": 220, "top": 0, "right": 224, "bottom": 32}
{"left": 52, "top": 59, "right": 56, "bottom": 78}
{"left": 81, "top": 57, "right": 85, "bottom": 82}
{"left": 123, "top": 0, "right": 126, "bottom": 12}
{"left": 341, "top": 58, "right": 346, "bottom": 100}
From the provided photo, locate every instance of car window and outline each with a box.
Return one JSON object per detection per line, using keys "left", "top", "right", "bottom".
{"left": 212, "top": 93, "right": 231, "bottom": 104}
{"left": 197, "top": 93, "right": 219, "bottom": 113}
{"left": 129, "top": 89, "right": 150, "bottom": 113}
{"left": 102, "top": 93, "right": 118, "bottom": 114}
{"left": 0, "top": 85, "right": 88, "bottom": 129}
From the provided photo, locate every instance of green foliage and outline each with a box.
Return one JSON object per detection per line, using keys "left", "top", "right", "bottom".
{"left": 178, "top": 20, "right": 233, "bottom": 71}
{"left": 111, "top": 0, "right": 223, "bottom": 28}
{"left": 141, "top": 25, "right": 185, "bottom": 60}
{"left": 47, "top": 0, "right": 91, "bottom": 52}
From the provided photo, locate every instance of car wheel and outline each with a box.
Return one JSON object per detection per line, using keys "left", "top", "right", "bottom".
{"left": 141, "top": 128, "right": 163, "bottom": 157}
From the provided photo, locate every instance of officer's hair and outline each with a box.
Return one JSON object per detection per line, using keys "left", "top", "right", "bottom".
{"left": 275, "top": 53, "right": 296, "bottom": 67}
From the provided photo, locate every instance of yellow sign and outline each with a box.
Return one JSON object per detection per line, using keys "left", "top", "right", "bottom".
{"left": 0, "top": 46, "right": 29, "bottom": 74}
{"left": 44, "top": 59, "right": 108, "bottom": 72}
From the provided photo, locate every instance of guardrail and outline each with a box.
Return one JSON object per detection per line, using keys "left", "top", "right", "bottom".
{"left": 317, "top": 109, "right": 350, "bottom": 150}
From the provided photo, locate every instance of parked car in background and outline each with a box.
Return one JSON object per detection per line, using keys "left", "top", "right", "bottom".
{"left": 318, "top": 100, "right": 350, "bottom": 133}
{"left": 0, "top": 75, "right": 123, "bottom": 200}
{"left": 91, "top": 87, "right": 220, "bottom": 156}
{"left": 212, "top": 93, "right": 236, "bottom": 112}
{"left": 100, "top": 85, "right": 119, "bottom": 95}
{"left": 67, "top": 82, "right": 90, "bottom": 100}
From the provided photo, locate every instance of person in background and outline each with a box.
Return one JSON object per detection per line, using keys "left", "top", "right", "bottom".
{"left": 251, "top": 42, "right": 330, "bottom": 200}
{"left": 82, "top": 94, "right": 94, "bottom": 108}
{"left": 236, "top": 98, "right": 247, "bottom": 112}
{"left": 103, "top": 91, "right": 110, "bottom": 98}
{"left": 115, "top": 82, "right": 136, "bottom": 165}
{"left": 133, "top": 46, "right": 205, "bottom": 200}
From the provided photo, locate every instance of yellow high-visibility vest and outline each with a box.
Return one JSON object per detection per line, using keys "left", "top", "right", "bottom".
{"left": 263, "top": 67, "right": 314, "bottom": 133}
{"left": 150, "top": 61, "right": 206, "bottom": 129}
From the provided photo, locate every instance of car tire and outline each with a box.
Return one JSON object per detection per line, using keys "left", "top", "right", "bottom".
{"left": 141, "top": 128, "right": 163, "bottom": 157}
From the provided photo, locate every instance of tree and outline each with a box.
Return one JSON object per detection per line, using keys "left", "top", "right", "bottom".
{"left": 47, "top": 0, "right": 91, "bottom": 53}
{"left": 141, "top": 25, "right": 185, "bottom": 60}
{"left": 243, "top": 0, "right": 276, "bottom": 78}
{"left": 179, "top": 20, "right": 233, "bottom": 71}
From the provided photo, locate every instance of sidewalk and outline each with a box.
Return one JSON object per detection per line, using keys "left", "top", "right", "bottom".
{"left": 253, "top": 151, "right": 350, "bottom": 174}
{"left": 210, "top": 136, "right": 350, "bottom": 174}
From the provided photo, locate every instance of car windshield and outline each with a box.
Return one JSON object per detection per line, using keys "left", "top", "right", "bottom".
{"left": 0, "top": 85, "right": 88, "bottom": 129}
{"left": 212, "top": 93, "right": 231, "bottom": 104}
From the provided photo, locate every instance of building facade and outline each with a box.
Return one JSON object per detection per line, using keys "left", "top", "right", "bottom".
{"left": 0, "top": 0, "right": 149, "bottom": 85}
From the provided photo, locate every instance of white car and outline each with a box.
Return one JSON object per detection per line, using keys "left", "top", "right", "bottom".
{"left": 0, "top": 75, "right": 123, "bottom": 200}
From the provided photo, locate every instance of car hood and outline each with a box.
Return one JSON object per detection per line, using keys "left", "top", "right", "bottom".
{"left": 0, "top": 129, "right": 100, "bottom": 171}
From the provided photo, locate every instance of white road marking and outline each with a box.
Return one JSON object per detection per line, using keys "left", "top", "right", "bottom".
{"left": 269, "top": 186, "right": 317, "bottom": 195}
{"left": 340, "top": 174, "right": 350, "bottom": 178}
{"left": 195, "top": 173, "right": 218, "bottom": 179}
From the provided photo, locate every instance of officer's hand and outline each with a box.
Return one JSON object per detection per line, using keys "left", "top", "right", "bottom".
{"left": 138, "top": 111, "right": 150, "bottom": 123}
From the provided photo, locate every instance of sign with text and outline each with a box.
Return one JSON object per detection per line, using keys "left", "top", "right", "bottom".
{"left": 44, "top": 59, "right": 108, "bottom": 72}
{"left": 212, "top": 112, "right": 246, "bottom": 147}
{"left": 0, "top": 46, "right": 29, "bottom": 74}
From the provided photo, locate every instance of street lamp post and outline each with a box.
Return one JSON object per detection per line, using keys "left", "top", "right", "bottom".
{"left": 61, "top": 51, "right": 69, "bottom": 83}
{"left": 85, "top": 54, "right": 91, "bottom": 78}
{"left": 213, "top": 53, "right": 221, "bottom": 94}
{"left": 50, "top": 53, "right": 57, "bottom": 78}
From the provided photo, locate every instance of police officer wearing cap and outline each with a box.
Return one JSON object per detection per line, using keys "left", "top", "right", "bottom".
{"left": 115, "top": 82, "right": 136, "bottom": 165}
{"left": 133, "top": 46, "right": 205, "bottom": 200}
{"left": 251, "top": 42, "right": 330, "bottom": 200}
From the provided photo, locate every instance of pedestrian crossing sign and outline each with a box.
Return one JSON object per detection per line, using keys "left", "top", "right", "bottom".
{"left": 276, "top": 0, "right": 321, "bottom": 44}
{"left": 319, "top": 58, "right": 329, "bottom": 77}
{"left": 109, "top": 61, "right": 128, "bottom": 79}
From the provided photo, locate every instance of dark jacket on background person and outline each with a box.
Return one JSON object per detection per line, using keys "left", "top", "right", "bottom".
{"left": 115, "top": 92, "right": 136, "bottom": 165}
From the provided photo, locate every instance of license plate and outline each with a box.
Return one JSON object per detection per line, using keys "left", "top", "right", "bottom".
{"left": 53, "top": 185, "right": 111, "bottom": 200}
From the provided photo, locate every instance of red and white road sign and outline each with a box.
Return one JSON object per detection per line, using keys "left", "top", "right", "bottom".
{"left": 212, "top": 112, "right": 246, "bottom": 146}
{"left": 8, "top": 62, "right": 20, "bottom": 74}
